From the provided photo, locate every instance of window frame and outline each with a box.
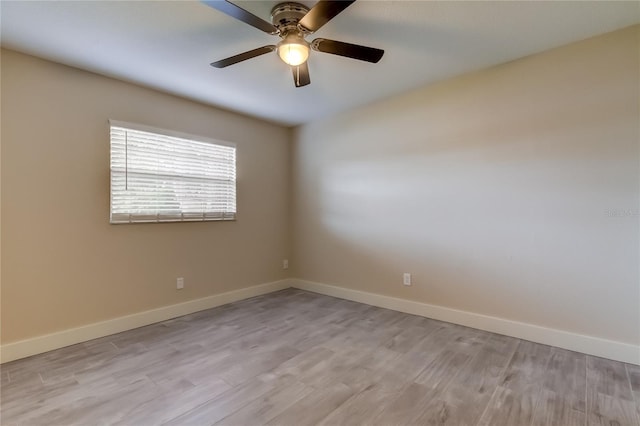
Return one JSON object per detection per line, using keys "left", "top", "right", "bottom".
{"left": 109, "top": 120, "right": 237, "bottom": 224}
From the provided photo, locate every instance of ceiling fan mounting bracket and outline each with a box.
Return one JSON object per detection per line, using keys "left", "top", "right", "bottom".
{"left": 270, "top": 2, "right": 311, "bottom": 34}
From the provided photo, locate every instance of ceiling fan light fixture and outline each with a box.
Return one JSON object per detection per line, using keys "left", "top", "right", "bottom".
{"left": 206, "top": 1, "right": 383, "bottom": 87}
{"left": 277, "top": 34, "right": 309, "bottom": 66}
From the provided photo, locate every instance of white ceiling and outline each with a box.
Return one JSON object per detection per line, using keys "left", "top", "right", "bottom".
{"left": 2, "top": 1, "right": 638, "bottom": 126}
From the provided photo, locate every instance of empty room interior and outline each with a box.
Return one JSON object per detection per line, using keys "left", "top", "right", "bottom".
{"left": 1, "top": 1, "right": 639, "bottom": 425}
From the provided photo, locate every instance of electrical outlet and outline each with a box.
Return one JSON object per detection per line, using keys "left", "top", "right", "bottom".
{"left": 403, "top": 273, "right": 411, "bottom": 286}
{"left": 176, "top": 277, "right": 184, "bottom": 290}
{"left": 283, "top": 259, "right": 289, "bottom": 270}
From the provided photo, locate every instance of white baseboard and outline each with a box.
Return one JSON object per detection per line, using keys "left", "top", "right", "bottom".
{"left": 4, "top": 278, "right": 638, "bottom": 366}
{"left": 291, "top": 279, "right": 640, "bottom": 365}
{"left": 0, "top": 279, "right": 293, "bottom": 364}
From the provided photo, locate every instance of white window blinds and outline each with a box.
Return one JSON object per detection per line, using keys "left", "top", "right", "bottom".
{"left": 110, "top": 121, "right": 236, "bottom": 224}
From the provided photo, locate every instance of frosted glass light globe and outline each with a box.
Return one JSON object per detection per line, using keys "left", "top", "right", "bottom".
{"left": 278, "top": 36, "right": 309, "bottom": 66}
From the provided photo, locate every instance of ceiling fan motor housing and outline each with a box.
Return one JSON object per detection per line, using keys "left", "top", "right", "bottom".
{"left": 271, "top": 2, "right": 311, "bottom": 34}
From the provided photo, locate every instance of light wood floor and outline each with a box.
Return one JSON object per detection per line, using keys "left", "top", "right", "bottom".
{"left": 1, "top": 289, "right": 639, "bottom": 425}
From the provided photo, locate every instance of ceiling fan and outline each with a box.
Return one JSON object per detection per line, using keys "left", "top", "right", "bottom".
{"left": 203, "top": 0, "right": 384, "bottom": 87}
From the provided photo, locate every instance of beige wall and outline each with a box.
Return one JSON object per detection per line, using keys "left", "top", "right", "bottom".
{"left": 1, "top": 49, "right": 291, "bottom": 343}
{"left": 292, "top": 26, "right": 640, "bottom": 345}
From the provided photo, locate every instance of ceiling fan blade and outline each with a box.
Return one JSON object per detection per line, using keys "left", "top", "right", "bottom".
{"left": 298, "top": 0, "right": 356, "bottom": 33}
{"left": 202, "top": 1, "right": 279, "bottom": 34}
{"left": 292, "top": 62, "right": 311, "bottom": 87}
{"left": 210, "top": 45, "right": 276, "bottom": 68}
{"left": 311, "top": 38, "right": 384, "bottom": 63}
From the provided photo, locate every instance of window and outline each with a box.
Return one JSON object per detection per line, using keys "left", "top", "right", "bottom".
{"left": 110, "top": 121, "right": 236, "bottom": 224}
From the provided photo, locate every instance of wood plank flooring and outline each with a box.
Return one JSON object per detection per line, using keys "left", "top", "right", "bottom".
{"left": 1, "top": 288, "right": 638, "bottom": 425}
